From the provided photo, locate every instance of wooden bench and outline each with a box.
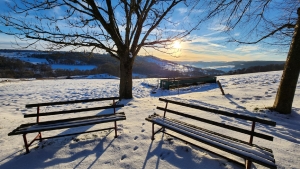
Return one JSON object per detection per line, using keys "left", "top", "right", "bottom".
{"left": 8, "top": 97, "right": 126, "bottom": 153}
{"left": 145, "top": 98, "right": 277, "bottom": 169}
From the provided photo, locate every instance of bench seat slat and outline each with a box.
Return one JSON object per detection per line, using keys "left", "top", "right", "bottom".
{"left": 157, "top": 107, "right": 274, "bottom": 141}
{"left": 21, "top": 112, "right": 125, "bottom": 127}
{"left": 160, "top": 115, "right": 274, "bottom": 156}
{"left": 159, "top": 98, "right": 276, "bottom": 126}
{"left": 24, "top": 105, "right": 124, "bottom": 118}
{"left": 9, "top": 113, "right": 126, "bottom": 135}
{"left": 146, "top": 115, "right": 276, "bottom": 169}
{"left": 25, "top": 97, "right": 120, "bottom": 108}
{"left": 163, "top": 115, "right": 273, "bottom": 153}
{"left": 152, "top": 115, "right": 274, "bottom": 160}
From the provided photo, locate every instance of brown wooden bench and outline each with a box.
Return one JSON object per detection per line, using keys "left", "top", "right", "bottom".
{"left": 8, "top": 97, "right": 126, "bottom": 153}
{"left": 145, "top": 98, "right": 277, "bottom": 169}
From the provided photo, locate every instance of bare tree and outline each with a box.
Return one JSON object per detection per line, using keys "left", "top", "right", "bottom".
{"left": 0, "top": 0, "right": 201, "bottom": 99}
{"left": 203, "top": 0, "right": 300, "bottom": 114}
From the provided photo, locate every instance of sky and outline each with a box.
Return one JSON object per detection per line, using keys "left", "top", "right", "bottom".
{"left": 0, "top": 0, "right": 292, "bottom": 62}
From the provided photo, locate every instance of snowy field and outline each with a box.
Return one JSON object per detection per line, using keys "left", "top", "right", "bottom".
{"left": 0, "top": 71, "right": 299, "bottom": 169}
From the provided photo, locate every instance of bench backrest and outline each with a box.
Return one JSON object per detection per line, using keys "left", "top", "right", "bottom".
{"left": 24, "top": 97, "right": 123, "bottom": 123}
{"left": 157, "top": 98, "right": 276, "bottom": 144}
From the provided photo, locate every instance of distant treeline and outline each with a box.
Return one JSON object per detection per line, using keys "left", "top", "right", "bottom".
{"left": 0, "top": 56, "right": 119, "bottom": 78}
{"left": 227, "top": 63, "right": 285, "bottom": 75}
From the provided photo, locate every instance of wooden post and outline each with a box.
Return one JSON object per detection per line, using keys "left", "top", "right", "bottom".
{"left": 217, "top": 80, "right": 225, "bottom": 95}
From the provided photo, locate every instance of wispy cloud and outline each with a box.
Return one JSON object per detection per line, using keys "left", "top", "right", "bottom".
{"left": 208, "top": 24, "right": 229, "bottom": 31}
{"left": 53, "top": 6, "right": 62, "bottom": 15}
{"left": 189, "top": 36, "right": 227, "bottom": 44}
{"left": 234, "top": 33, "right": 240, "bottom": 37}
{"left": 235, "top": 45, "right": 260, "bottom": 52}
{"left": 177, "top": 7, "right": 204, "bottom": 14}
{"left": 177, "top": 8, "right": 188, "bottom": 14}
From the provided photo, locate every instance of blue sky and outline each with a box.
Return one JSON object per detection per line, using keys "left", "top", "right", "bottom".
{"left": 0, "top": 0, "right": 289, "bottom": 62}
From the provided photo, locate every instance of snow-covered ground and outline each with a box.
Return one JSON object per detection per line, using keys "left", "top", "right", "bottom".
{"left": 0, "top": 71, "right": 299, "bottom": 169}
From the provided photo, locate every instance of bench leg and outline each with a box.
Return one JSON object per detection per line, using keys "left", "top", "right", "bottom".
{"left": 245, "top": 160, "right": 252, "bottom": 169}
{"left": 114, "top": 121, "right": 118, "bottom": 138}
{"left": 151, "top": 123, "right": 155, "bottom": 140}
{"left": 22, "top": 134, "right": 30, "bottom": 154}
{"left": 39, "top": 132, "right": 42, "bottom": 142}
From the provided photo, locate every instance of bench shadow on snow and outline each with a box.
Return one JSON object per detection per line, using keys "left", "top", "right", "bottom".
{"left": 225, "top": 95, "right": 300, "bottom": 144}
{"left": 141, "top": 133, "right": 240, "bottom": 169}
{"left": 0, "top": 103, "right": 127, "bottom": 169}
{"left": 187, "top": 94, "right": 300, "bottom": 144}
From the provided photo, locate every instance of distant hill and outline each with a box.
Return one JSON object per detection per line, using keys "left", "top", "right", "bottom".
{"left": 176, "top": 61, "right": 286, "bottom": 72}
{"left": 0, "top": 49, "right": 223, "bottom": 78}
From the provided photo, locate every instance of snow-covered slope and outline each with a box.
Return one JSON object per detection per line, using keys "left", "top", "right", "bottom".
{"left": 0, "top": 72, "right": 299, "bottom": 168}
{"left": 140, "top": 55, "right": 206, "bottom": 73}
{"left": 0, "top": 51, "right": 96, "bottom": 70}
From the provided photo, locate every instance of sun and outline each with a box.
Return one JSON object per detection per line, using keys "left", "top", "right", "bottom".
{"left": 173, "top": 40, "right": 181, "bottom": 49}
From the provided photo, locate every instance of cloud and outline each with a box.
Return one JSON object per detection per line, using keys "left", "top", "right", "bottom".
{"left": 234, "top": 33, "right": 240, "bottom": 36}
{"left": 53, "top": 6, "right": 62, "bottom": 15}
{"left": 235, "top": 45, "right": 260, "bottom": 52}
{"left": 189, "top": 36, "right": 227, "bottom": 44}
{"left": 207, "top": 43, "right": 226, "bottom": 48}
{"left": 177, "top": 8, "right": 188, "bottom": 14}
{"left": 177, "top": 8, "right": 204, "bottom": 14}
{"left": 208, "top": 24, "right": 230, "bottom": 31}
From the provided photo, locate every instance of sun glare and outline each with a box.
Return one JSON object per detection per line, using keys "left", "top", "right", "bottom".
{"left": 173, "top": 41, "right": 181, "bottom": 49}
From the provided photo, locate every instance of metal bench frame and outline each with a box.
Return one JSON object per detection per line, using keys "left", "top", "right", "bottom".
{"left": 146, "top": 98, "right": 277, "bottom": 169}
{"left": 8, "top": 97, "right": 126, "bottom": 153}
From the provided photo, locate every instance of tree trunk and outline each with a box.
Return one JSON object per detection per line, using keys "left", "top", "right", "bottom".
{"left": 119, "top": 53, "right": 133, "bottom": 99}
{"left": 273, "top": 8, "right": 300, "bottom": 114}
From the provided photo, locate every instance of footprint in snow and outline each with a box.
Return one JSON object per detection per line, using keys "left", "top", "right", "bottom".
{"left": 133, "top": 146, "right": 139, "bottom": 151}
{"left": 141, "top": 129, "right": 145, "bottom": 132}
{"left": 121, "top": 154, "right": 127, "bottom": 160}
{"left": 236, "top": 105, "right": 246, "bottom": 109}
{"left": 254, "top": 96, "right": 262, "bottom": 100}
{"left": 134, "top": 136, "right": 138, "bottom": 140}
{"left": 160, "top": 152, "right": 170, "bottom": 160}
